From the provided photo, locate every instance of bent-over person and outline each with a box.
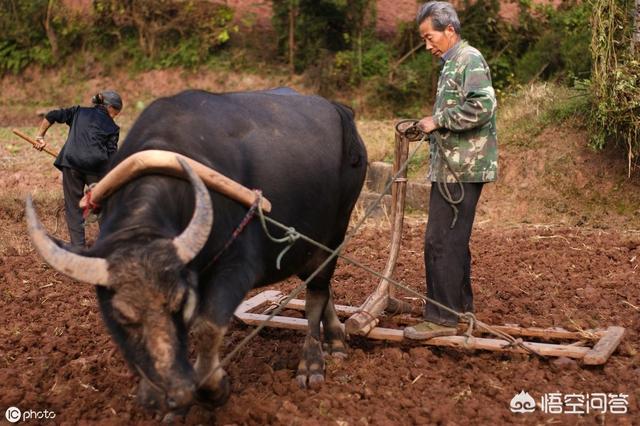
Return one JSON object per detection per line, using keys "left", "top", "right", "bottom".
{"left": 34, "top": 91, "right": 123, "bottom": 248}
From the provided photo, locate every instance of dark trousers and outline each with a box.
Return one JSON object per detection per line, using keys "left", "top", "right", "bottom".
{"left": 424, "top": 182, "right": 484, "bottom": 326}
{"left": 62, "top": 167, "right": 99, "bottom": 248}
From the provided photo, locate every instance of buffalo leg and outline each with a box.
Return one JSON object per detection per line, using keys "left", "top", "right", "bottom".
{"left": 192, "top": 320, "right": 230, "bottom": 406}
{"left": 297, "top": 287, "right": 327, "bottom": 389}
{"left": 322, "top": 289, "right": 347, "bottom": 358}
{"left": 136, "top": 377, "right": 165, "bottom": 410}
{"left": 194, "top": 264, "right": 256, "bottom": 405}
{"left": 297, "top": 259, "right": 344, "bottom": 389}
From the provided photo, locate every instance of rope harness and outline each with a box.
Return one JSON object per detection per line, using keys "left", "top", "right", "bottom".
{"left": 85, "top": 125, "right": 540, "bottom": 388}
{"left": 202, "top": 192, "right": 262, "bottom": 273}
{"left": 200, "top": 121, "right": 543, "bottom": 388}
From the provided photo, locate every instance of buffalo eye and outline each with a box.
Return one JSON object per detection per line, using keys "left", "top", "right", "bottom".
{"left": 112, "top": 297, "right": 141, "bottom": 324}
{"left": 168, "top": 286, "right": 186, "bottom": 313}
{"left": 182, "top": 289, "right": 198, "bottom": 324}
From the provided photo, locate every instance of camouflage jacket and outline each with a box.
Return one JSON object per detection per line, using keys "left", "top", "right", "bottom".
{"left": 429, "top": 40, "right": 498, "bottom": 183}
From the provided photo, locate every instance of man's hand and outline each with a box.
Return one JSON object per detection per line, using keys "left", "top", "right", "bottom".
{"left": 34, "top": 136, "right": 46, "bottom": 151}
{"left": 418, "top": 116, "right": 439, "bottom": 134}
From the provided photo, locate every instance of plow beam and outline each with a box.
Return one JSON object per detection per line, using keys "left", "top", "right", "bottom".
{"left": 345, "top": 126, "right": 418, "bottom": 336}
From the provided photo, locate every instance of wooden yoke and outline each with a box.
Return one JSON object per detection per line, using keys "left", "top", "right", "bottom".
{"left": 345, "top": 124, "right": 420, "bottom": 336}
{"left": 79, "top": 150, "right": 271, "bottom": 213}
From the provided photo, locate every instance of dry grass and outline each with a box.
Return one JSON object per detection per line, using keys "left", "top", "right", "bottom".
{"left": 498, "top": 82, "right": 583, "bottom": 148}
{"left": 356, "top": 119, "right": 397, "bottom": 162}
{"left": 590, "top": 0, "right": 639, "bottom": 176}
{"left": 0, "top": 189, "right": 64, "bottom": 256}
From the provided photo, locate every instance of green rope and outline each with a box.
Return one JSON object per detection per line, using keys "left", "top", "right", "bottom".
{"left": 259, "top": 211, "right": 542, "bottom": 357}
{"left": 257, "top": 210, "right": 301, "bottom": 270}
{"left": 200, "top": 123, "right": 539, "bottom": 389}
{"left": 201, "top": 129, "right": 429, "bottom": 384}
{"left": 435, "top": 136, "right": 465, "bottom": 229}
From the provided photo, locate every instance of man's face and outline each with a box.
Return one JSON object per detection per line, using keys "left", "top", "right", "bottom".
{"left": 419, "top": 18, "right": 458, "bottom": 58}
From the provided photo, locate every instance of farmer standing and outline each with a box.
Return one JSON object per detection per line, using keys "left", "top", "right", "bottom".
{"left": 404, "top": 2, "right": 498, "bottom": 339}
{"left": 33, "top": 91, "right": 123, "bottom": 248}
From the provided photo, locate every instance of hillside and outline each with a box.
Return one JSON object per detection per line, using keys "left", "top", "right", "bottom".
{"left": 58, "top": 0, "right": 565, "bottom": 33}
{"left": 2, "top": 68, "right": 639, "bottom": 229}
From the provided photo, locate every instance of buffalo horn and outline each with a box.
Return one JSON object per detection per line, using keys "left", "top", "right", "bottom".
{"left": 25, "top": 196, "right": 110, "bottom": 285}
{"left": 172, "top": 157, "right": 214, "bottom": 264}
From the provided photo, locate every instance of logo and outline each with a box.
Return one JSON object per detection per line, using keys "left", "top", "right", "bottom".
{"left": 5, "top": 407, "right": 21, "bottom": 423}
{"left": 3, "top": 407, "right": 57, "bottom": 423}
{"left": 510, "top": 391, "right": 536, "bottom": 413}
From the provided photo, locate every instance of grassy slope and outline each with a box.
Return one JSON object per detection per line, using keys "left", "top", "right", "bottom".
{"left": 1, "top": 69, "right": 639, "bottom": 232}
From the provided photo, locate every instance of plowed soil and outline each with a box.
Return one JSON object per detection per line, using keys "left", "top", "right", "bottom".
{"left": 1, "top": 194, "right": 639, "bottom": 424}
{"left": 1, "top": 78, "right": 639, "bottom": 423}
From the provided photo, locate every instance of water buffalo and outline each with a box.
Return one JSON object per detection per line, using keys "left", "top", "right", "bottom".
{"left": 27, "top": 89, "right": 367, "bottom": 410}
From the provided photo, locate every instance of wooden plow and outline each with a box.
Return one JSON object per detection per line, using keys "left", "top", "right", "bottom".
{"left": 235, "top": 124, "right": 625, "bottom": 365}
{"left": 235, "top": 291, "right": 624, "bottom": 365}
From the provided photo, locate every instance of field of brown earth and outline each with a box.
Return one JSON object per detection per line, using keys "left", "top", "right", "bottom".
{"left": 1, "top": 110, "right": 639, "bottom": 424}
{"left": 0, "top": 40, "right": 639, "bottom": 423}
{"left": 1, "top": 202, "right": 638, "bottom": 424}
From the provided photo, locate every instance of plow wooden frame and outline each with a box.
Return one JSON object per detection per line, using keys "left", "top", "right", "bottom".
{"left": 235, "top": 290, "right": 625, "bottom": 365}
{"left": 234, "top": 127, "right": 625, "bottom": 366}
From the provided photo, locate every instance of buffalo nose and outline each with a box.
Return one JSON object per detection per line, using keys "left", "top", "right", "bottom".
{"left": 166, "top": 384, "right": 196, "bottom": 409}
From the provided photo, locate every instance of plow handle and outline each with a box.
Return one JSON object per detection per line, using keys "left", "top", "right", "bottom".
{"left": 12, "top": 128, "right": 59, "bottom": 158}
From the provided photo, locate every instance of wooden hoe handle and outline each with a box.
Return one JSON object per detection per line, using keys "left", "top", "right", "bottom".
{"left": 12, "top": 128, "right": 59, "bottom": 158}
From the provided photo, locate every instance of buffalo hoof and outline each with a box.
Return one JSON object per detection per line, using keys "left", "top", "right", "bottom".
{"left": 197, "top": 373, "right": 231, "bottom": 407}
{"left": 296, "top": 371, "right": 325, "bottom": 390}
{"left": 323, "top": 339, "right": 348, "bottom": 360}
{"left": 137, "top": 379, "right": 165, "bottom": 411}
{"left": 161, "top": 409, "right": 189, "bottom": 423}
{"left": 296, "top": 335, "right": 325, "bottom": 389}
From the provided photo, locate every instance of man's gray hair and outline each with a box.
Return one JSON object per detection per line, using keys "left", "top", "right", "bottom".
{"left": 416, "top": 1, "right": 461, "bottom": 34}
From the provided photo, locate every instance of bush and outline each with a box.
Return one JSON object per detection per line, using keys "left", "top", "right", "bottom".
{"left": 271, "top": 0, "right": 348, "bottom": 72}
{"left": 589, "top": 0, "right": 639, "bottom": 173}
{"left": 514, "top": 1, "right": 592, "bottom": 84}
{"left": 0, "top": 0, "right": 89, "bottom": 73}
{"left": 93, "top": 0, "right": 236, "bottom": 70}
{"left": 0, "top": 0, "right": 236, "bottom": 74}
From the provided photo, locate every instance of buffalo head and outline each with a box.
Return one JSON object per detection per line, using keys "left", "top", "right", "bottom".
{"left": 26, "top": 158, "right": 213, "bottom": 410}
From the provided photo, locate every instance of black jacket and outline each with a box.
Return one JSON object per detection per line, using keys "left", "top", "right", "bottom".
{"left": 46, "top": 105, "right": 119, "bottom": 176}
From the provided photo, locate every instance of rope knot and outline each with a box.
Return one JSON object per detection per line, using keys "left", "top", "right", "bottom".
{"left": 256, "top": 194, "right": 302, "bottom": 270}
{"left": 501, "top": 338, "right": 525, "bottom": 350}
{"left": 284, "top": 227, "right": 300, "bottom": 244}
{"left": 461, "top": 312, "right": 477, "bottom": 346}
{"left": 82, "top": 184, "right": 101, "bottom": 220}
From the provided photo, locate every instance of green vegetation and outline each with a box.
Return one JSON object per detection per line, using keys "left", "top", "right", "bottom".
{"left": 589, "top": 0, "right": 639, "bottom": 174}
{"left": 499, "top": 83, "right": 589, "bottom": 148}
{"left": 0, "top": 0, "right": 236, "bottom": 73}
{"left": 0, "top": 0, "right": 637, "bottom": 174}
{"left": 1, "top": 0, "right": 594, "bottom": 90}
